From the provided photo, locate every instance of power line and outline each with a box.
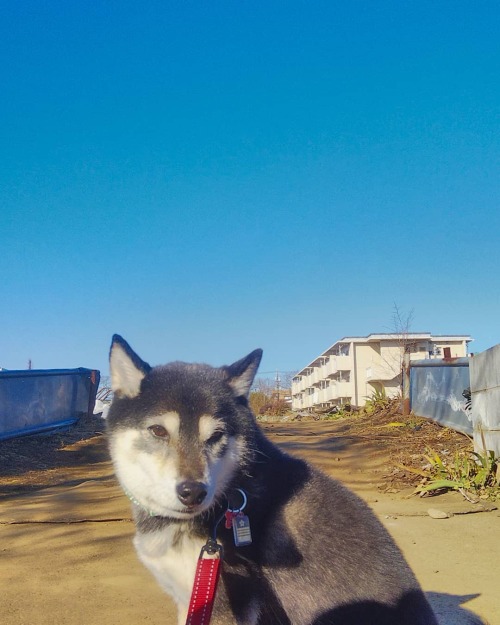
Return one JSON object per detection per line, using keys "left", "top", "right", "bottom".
{"left": 256, "top": 370, "right": 297, "bottom": 376}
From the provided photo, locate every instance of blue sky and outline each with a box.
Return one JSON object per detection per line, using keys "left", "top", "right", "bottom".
{"left": 1, "top": 1, "right": 499, "bottom": 377}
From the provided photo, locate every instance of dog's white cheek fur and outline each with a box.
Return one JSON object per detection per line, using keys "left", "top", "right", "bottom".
{"left": 110, "top": 429, "right": 181, "bottom": 515}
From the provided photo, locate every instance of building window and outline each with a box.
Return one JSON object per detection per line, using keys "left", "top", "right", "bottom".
{"left": 331, "top": 344, "right": 350, "bottom": 356}
{"left": 333, "top": 371, "right": 350, "bottom": 383}
{"left": 404, "top": 342, "right": 417, "bottom": 353}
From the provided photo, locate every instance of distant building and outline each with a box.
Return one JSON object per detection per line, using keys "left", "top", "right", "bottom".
{"left": 291, "top": 333, "right": 472, "bottom": 411}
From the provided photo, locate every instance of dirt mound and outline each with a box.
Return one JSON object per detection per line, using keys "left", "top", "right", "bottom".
{"left": 318, "top": 400, "right": 471, "bottom": 491}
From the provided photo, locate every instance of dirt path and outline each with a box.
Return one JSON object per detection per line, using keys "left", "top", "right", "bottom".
{"left": 0, "top": 420, "right": 498, "bottom": 625}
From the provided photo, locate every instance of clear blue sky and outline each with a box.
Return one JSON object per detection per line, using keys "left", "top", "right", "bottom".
{"left": 1, "top": 1, "right": 499, "bottom": 377}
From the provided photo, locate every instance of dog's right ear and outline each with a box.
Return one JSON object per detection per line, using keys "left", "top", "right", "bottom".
{"left": 224, "top": 349, "right": 263, "bottom": 398}
{"left": 109, "top": 335, "right": 151, "bottom": 398}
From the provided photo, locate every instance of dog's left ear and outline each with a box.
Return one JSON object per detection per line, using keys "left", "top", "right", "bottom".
{"left": 224, "top": 349, "right": 263, "bottom": 398}
{"left": 109, "top": 334, "right": 152, "bottom": 398}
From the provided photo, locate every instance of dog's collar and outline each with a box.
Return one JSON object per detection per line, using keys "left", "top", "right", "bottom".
{"left": 123, "top": 488, "right": 157, "bottom": 517}
{"left": 123, "top": 486, "right": 249, "bottom": 523}
{"left": 123, "top": 489, "right": 219, "bottom": 522}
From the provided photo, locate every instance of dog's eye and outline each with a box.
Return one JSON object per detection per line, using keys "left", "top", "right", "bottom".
{"left": 206, "top": 430, "right": 224, "bottom": 446}
{"left": 148, "top": 425, "right": 169, "bottom": 440}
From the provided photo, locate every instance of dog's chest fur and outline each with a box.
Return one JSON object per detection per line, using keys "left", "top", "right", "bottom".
{"left": 133, "top": 524, "right": 204, "bottom": 613}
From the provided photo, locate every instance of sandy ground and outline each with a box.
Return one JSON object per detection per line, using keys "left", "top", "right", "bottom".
{"left": 0, "top": 420, "right": 498, "bottom": 625}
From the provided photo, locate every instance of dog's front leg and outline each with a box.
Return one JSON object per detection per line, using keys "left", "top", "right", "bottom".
{"left": 210, "top": 601, "right": 260, "bottom": 625}
{"left": 209, "top": 577, "right": 261, "bottom": 625}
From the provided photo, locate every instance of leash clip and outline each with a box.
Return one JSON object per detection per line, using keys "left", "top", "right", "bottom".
{"left": 200, "top": 538, "right": 223, "bottom": 558}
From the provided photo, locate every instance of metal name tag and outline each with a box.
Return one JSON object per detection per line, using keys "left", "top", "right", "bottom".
{"left": 232, "top": 514, "right": 252, "bottom": 546}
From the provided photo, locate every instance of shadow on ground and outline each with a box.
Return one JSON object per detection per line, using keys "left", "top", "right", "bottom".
{"left": 427, "top": 592, "right": 486, "bottom": 625}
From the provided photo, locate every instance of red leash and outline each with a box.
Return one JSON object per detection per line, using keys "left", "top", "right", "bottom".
{"left": 185, "top": 490, "right": 251, "bottom": 625}
{"left": 185, "top": 540, "right": 222, "bottom": 625}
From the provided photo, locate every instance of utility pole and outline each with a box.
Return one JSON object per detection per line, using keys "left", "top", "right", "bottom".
{"left": 275, "top": 371, "right": 281, "bottom": 401}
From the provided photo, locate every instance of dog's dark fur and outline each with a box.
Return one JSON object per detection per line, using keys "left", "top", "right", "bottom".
{"left": 107, "top": 336, "right": 438, "bottom": 625}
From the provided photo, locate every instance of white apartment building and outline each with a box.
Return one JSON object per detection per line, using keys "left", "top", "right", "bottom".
{"left": 291, "top": 333, "right": 472, "bottom": 411}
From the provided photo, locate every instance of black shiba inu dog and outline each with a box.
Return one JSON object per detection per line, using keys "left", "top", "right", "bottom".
{"left": 107, "top": 335, "right": 438, "bottom": 625}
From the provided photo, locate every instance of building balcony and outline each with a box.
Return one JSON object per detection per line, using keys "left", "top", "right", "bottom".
{"left": 317, "top": 388, "right": 332, "bottom": 404}
{"left": 325, "top": 381, "right": 354, "bottom": 400}
{"left": 336, "top": 381, "right": 353, "bottom": 397}
{"left": 292, "top": 377, "right": 306, "bottom": 394}
{"left": 311, "top": 368, "right": 323, "bottom": 386}
{"left": 318, "top": 359, "right": 332, "bottom": 378}
{"left": 301, "top": 390, "right": 320, "bottom": 408}
{"left": 291, "top": 394, "right": 304, "bottom": 410}
{"left": 321, "top": 359, "right": 337, "bottom": 377}
{"left": 324, "top": 355, "right": 353, "bottom": 377}
{"left": 293, "top": 372, "right": 314, "bottom": 393}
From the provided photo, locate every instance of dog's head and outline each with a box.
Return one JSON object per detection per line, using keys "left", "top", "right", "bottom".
{"left": 106, "top": 335, "right": 262, "bottom": 519}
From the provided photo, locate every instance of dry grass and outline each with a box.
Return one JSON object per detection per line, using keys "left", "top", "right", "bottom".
{"left": 318, "top": 399, "right": 472, "bottom": 490}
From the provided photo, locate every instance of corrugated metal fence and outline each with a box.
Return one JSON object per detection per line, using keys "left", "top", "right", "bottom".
{"left": 470, "top": 344, "right": 500, "bottom": 456}
{"left": 409, "top": 358, "right": 472, "bottom": 435}
{"left": 408, "top": 348, "right": 500, "bottom": 456}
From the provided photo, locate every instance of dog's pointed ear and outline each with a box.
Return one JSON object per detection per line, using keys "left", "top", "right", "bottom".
{"left": 109, "top": 335, "right": 151, "bottom": 398}
{"left": 224, "top": 349, "right": 263, "bottom": 398}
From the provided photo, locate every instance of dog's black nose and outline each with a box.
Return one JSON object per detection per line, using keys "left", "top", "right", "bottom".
{"left": 176, "top": 480, "right": 208, "bottom": 507}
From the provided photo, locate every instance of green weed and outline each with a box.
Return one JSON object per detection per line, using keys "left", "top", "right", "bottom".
{"left": 414, "top": 447, "right": 500, "bottom": 501}
{"left": 364, "top": 388, "right": 390, "bottom": 413}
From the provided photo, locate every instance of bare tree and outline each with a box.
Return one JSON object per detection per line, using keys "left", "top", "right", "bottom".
{"left": 253, "top": 377, "right": 276, "bottom": 397}
{"left": 386, "top": 303, "right": 415, "bottom": 392}
{"left": 253, "top": 372, "right": 296, "bottom": 399}
{"left": 391, "top": 303, "right": 415, "bottom": 354}
{"left": 280, "top": 371, "right": 296, "bottom": 391}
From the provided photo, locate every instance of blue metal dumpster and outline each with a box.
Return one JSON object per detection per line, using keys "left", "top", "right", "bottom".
{"left": 0, "top": 368, "right": 100, "bottom": 440}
